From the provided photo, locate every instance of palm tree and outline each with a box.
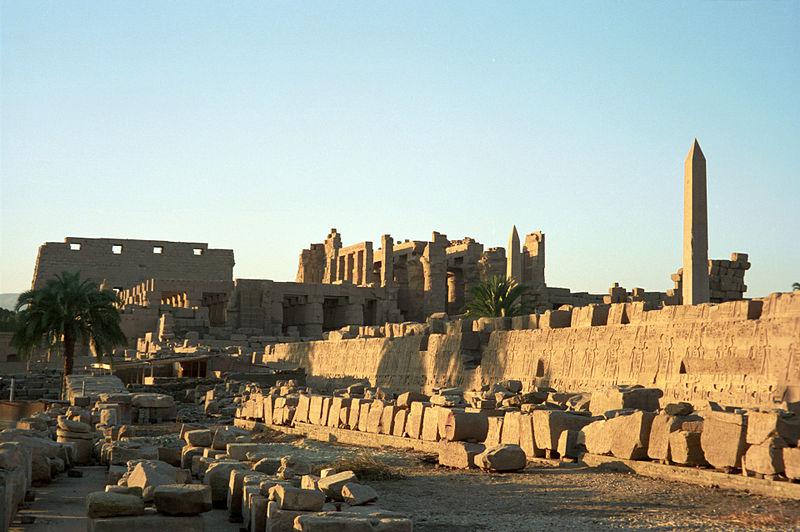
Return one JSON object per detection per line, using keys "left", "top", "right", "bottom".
{"left": 464, "top": 275, "right": 532, "bottom": 318}
{"left": 793, "top": 282, "right": 800, "bottom": 291}
{"left": 12, "top": 272, "right": 127, "bottom": 381}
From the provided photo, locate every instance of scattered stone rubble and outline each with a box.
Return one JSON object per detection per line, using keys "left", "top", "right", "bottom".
{"left": 83, "top": 417, "right": 413, "bottom": 531}
{"left": 233, "top": 378, "right": 800, "bottom": 485}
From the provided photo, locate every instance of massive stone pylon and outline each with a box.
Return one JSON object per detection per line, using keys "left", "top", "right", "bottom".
{"left": 507, "top": 225, "right": 522, "bottom": 284}
{"left": 682, "top": 139, "right": 710, "bottom": 305}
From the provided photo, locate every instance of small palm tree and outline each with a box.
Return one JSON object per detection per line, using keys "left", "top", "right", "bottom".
{"left": 464, "top": 275, "right": 531, "bottom": 318}
{"left": 793, "top": 282, "right": 800, "bottom": 291}
{"left": 13, "top": 272, "right": 127, "bottom": 381}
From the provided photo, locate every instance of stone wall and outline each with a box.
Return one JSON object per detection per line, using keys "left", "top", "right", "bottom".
{"left": 31, "top": 237, "right": 234, "bottom": 290}
{"left": 263, "top": 292, "right": 800, "bottom": 410}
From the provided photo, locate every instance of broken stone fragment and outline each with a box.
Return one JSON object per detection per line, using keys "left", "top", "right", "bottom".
{"left": 746, "top": 411, "right": 800, "bottom": 446}
{"left": 126, "top": 460, "right": 182, "bottom": 502}
{"left": 85, "top": 491, "right": 145, "bottom": 519}
{"left": 253, "top": 457, "right": 281, "bottom": 475}
{"left": 476, "top": 444, "right": 527, "bottom": 472}
{"left": 557, "top": 429, "right": 580, "bottom": 459}
{"left": 663, "top": 402, "right": 693, "bottom": 417}
{"left": 700, "top": 411, "right": 747, "bottom": 469}
{"left": 744, "top": 436, "right": 786, "bottom": 476}
{"left": 183, "top": 429, "right": 213, "bottom": 447}
{"left": 610, "top": 411, "right": 656, "bottom": 460}
{"left": 153, "top": 484, "right": 212, "bottom": 515}
{"left": 203, "top": 460, "right": 249, "bottom": 507}
{"left": 589, "top": 387, "right": 662, "bottom": 416}
{"left": 442, "top": 410, "right": 489, "bottom": 442}
{"left": 783, "top": 448, "right": 800, "bottom": 480}
{"left": 317, "top": 470, "right": 358, "bottom": 501}
{"left": 270, "top": 484, "right": 325, "bottom": 511}
{"left": 668, "top": 430, "right": 706, "bottom": 466}
{"left": 396, "top": 391, "right": 429, "bottom": 409}
{"left": 437, "top": 441, "right": 485, "bottom": 469}
{"left": 341, "top": 482, "right": 378, "bottom": 506}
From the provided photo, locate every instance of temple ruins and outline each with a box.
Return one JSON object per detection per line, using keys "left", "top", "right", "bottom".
{"left": 2, "top": 141, "right": 799, "bottom": 530}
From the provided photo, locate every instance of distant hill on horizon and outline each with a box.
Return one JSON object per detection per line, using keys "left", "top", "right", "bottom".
{"left": 0, "top": 294, "right": 20, "bottom": 310}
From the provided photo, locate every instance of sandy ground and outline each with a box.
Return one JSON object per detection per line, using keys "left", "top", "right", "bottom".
{"left": 374, "top": 458, "right": 800, "bottom": 531}
{"left": 9, "top": 438, "right": 800, "bottom": 531}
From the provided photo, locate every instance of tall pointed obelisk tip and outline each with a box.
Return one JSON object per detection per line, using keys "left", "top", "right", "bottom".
{"left": 687, "top": 138, "right": 705, "bottom": 160}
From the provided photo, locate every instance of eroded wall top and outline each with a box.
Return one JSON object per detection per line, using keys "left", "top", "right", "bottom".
{"left": 32, "top": 237, "right": 235, "bottom": 290}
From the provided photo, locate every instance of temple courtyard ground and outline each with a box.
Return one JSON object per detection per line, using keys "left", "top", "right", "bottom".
{"left": 10, "top": 437, "right": 800, "bottom": 532}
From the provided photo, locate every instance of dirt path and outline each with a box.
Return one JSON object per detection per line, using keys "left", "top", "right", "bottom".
{"left": 11, "top": 466, "right": 106, "bottom": 532}
{"left": 10, "top": 466, "right": 239, "bottom": 532}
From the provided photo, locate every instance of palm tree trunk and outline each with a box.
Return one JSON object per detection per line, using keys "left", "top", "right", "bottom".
{"left": 62, "top": 329, "right": 75, "bottom": 400}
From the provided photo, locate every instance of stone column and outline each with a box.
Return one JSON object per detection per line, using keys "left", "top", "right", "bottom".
{"left": 682, "top": 139, "right": 710, "bottom": 305}
{"left": 506, "top": 226, "right": 522, "bottom": 283}
{"left": 380, "top": 234, "right": 394, "bottom": 287}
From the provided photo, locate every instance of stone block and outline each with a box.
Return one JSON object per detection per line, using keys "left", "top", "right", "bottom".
{"left": 180, "top": 446, "right": 204, "bottom": 470}
{"left": 589, "top": 387, "right": 662, "bottom": 416}
{"left": 392, "top": 409, "right": 408, "bottom": 438}
{"left": 610, "top": 411, "right": 656, "bottom": 460}
{"left": 557, "top": 430, "right": 580, "bottom": 459}
{"left": 183, "top": 429, "right": 212, "bottom": 448}
{"left": 317, "top": 470, "right": 357, "bottom": 501}
{"left": 438, "top": 441, "right": 485, "bottom": 469}
{"left": 746, "top": 411, "right": 800, "bottom": 446}
{"left": 309, "top": 396, "right": 324, "bottom": 425}
{"left": 701, "top": 412, "right": 747, "bottom": 469}
{"left": 476, "top": 444, "right": 526, "bottom": 472}
{"left": 783, "top": 447, "right": 800, "bottom": 480}
{"left": 212, "top": 426, "right": 249, "bottom": 451}
{"left": 668, "top": 430, "right": 706, "bottom": 466}
{"left": 533, "top": 410, "right": 594, "bottom": 451}
{"left": 518, "top": 413, "right": 544, "bottom": 458}
{"left": 271, "top": 484, "right": 325, "bottom": 511}
{"left": 357, "top": 401, "right": 372, "bottom": 433}
{"left": 744, "top": 436, "right": 786, "bottom": 476}
{"left": 646, "top": 413, "right": 683, "bottom": 461}
{"left": 500, "top": 411, "right": 521, "bottom": 445}
{"left": 484, "top": 416, "right": 504, "bottom": 447}
{"left": 366, "top": 401, "right": 386, "bottom": 433}
{"left": 380, "top": 405, "right": 398, "bottom": 435}
{"left": 319, "top": 398, "right": 332, "bottom": 426}
{"left": 421, "top": 406, "right": 440, "bottom": 442}
{"left": 227, "top": 468, "right": 247, "bottom": 521}
{"left": 204, "top": 461, "right": 249, "bottom": 508}
{"left": 250, "top": 494, "right": 269, "bottom": 532}
{"left": 127, "top": 460, "right": 181, "bottom": 501}
{"left": 153, "top": 484, "right": 212, "bottom": 515}
{"left": 293, "top": 514, "right": 374, "bottom": 531}
{"left": 266, "top": 500, "right": 307, "bottom": 532}
{"left": 341, "top": 482, "right": 378, "bottom": 506}
{"left": 86, "top": 491, "right": 145, "bottom": 519}
{"left": 405, "top": 402, "right": 425, "bottom": 439}
{"left": 347, "top": 399, "right": 364, "bottom": 430}
{"left": 442, "top": 410, "right": 488, "bottom": 442}
{"left": 396, "top": 392, "right": 429, "bottom": 409}
{"left": 295, "top": 395, "right": 311, "bottom": 425}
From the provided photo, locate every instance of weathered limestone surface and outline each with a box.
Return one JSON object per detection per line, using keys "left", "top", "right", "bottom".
{"left": 264, "top": 293, "right": 800, "bottom": 410}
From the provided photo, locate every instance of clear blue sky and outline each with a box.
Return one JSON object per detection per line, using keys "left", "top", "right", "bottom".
{"left": 1, "top": 1, "right": 798, "bottom": 296}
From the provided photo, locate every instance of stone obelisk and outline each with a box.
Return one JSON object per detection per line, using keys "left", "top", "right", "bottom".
{"left": 507, "top": 225, "right": 522, "bottom": 283}
{"left": 682, "top": 139, "right": 710, "bottom": 305}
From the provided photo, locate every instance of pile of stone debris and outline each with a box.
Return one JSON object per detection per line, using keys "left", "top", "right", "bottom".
{"left": 86, "top": 421, "right": 411, "bottom": 531}
{"left": 234, "top": 379, "right": 800, "bottom": 483}
{"left": 1, "top": 402, "right": 91, "bottom": 528}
